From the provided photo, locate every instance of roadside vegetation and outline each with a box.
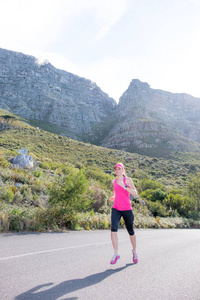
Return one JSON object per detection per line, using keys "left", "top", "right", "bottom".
{"left": 0, "top": 108, "right": 200, "bottom": 232}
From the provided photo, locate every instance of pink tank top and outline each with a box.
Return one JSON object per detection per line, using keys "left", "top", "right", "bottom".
{"left": 113, "top": 177, "right": 132, "bottom": 211}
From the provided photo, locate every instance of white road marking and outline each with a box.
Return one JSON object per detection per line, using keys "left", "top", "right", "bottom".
{"left": 0, "top": 239, "right": 128, "bottom": 261}
{"left": 0, "top": 234, "right": 159, "bottom": 261}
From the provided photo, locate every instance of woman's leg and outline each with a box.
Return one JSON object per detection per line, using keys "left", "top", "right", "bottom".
{"left": 111, "top": 231, "right": 119, "bottom": 253}
{"left": 129, "top": 233, "right": 136, "bottom": 253}
{"left": 122, "top": 210, "right": 136, "bottom": 251}
{"left": 122, "top": 210, "right": 138, "bottom": 263}
{"left": 111, "top": 208, "right": 121, "bottom": 253}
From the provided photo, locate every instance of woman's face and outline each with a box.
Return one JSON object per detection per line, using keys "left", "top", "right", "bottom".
{"left": 114, "top": 167, "right": 123, "bottom": 175}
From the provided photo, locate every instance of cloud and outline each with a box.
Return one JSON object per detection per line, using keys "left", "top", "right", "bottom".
{"left": 0, "top": 0, "right": 64, "bottom": 50}
{"left": 1, "top": 0, "right": 200, "bottom": 101}
{"left": 0, "top": 0, "right": 129, "bottom": 54}
{"left": 91, "top": 0, "right": 130, "bottom": 41}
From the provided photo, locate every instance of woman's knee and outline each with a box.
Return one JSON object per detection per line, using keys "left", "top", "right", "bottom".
{"left": 111, "top": 208, "right": 121, "bottom": 232}
{"left": 111, "top": 225, "right": 118, "bottom": 232}
{"left": 128, "top": 228, "right": 135, "bottom": 235}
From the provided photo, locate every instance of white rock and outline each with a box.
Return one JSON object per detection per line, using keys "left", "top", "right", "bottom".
{"left": 12, "top": 155, "right": 33, "bottom": 169}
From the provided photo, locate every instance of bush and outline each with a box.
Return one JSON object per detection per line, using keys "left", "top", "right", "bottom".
{"left": 13, "top": 191, "right": 23, "bottom": 204}
{"left": 187, "top": 172, "right": 200, "bottom": 211}
{"left": 152, "top": 189, "right": 167, "bottom": 201}
{"left": 147, "top": 201, "right": 168, "bottom": 217}
{"left": 21, "top": 186, "right": 33, "bottom": 204}
{"left": 0, "top": 187, "right": 14, "bottom": 203}
{"left": 186, "top": 210, "right": 200, "bottom": 220}
{"left": 163, "top": 193, "right": 195, "bottom": 216}
{"left": 39, "top": 161, "right": 50, "bottom": 169}
{"left": 32, "top": 179, "right": 45, "bottom": 192}
{"left": 140, "top": 178, "right": 166, "bottom": 191}
{"left": 89, "top": 181, "right": 110, "bottom": 213}
{"left": 85, "top": 167, "right": 112, "bottom": 189}
{"left": 0, "top": 156, "right": 10, "bottom": 168}
{"left": 72, "top": 212, "right": 111, "bottom": 230}
{"left": 33, "top": 170, "right": 42, "bottom": 178}
{"left": 48, "top": 168, "right": 91, "bottom": 216}
{"left": 0, "top": 205, "right": 41, "bottom": 232}
{"left": 140, "top": 188, "right": 167, "bottom": 202}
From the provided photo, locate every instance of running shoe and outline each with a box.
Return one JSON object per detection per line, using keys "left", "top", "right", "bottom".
{"left": 110, "top": 253, "right": 120, "bottom": 264}
{"left": 132, "top": 250, "right": 138, "bottom": 264}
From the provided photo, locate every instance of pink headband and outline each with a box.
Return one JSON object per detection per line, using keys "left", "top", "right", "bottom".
{"left": 114, "top": 164, "right": 123, "bottom": 169}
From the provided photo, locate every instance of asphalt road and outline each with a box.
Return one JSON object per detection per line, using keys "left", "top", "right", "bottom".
{"left": 0, "top": 229, "right": 200, "bottom": 300}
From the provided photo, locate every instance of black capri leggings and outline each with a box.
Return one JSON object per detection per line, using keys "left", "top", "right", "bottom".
{"left": 111, "top": 208, "right": 135, "bottom": 236}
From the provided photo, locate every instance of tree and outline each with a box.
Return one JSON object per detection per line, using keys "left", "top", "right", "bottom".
{"left": 147, "top": 201, "right": 168, "bottom": 217}
{"left": 140, "top": 178, "right": 166, "bottom": 191}
{"left": 187, "top": 172, "right": 200, "bottom": 211}
{"left": 48, "top": 167, "right": 91, "bottom": 213}
{"left": 0, "top": 115, "right": 16, "bottom": 131}
{"left": 163, "top": 193, "right": 196, "bottom": 217}
{"left": 140, "top": 188, "right": 167, "bottom": 202}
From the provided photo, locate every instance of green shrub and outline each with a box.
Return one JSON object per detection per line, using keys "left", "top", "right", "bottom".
{"left": 152, "top": 189, "right": 167, "bottom": 201}
{"left": 49, "top": 168, "right": 91, "bottom": 217}
{"left": 39, "top": 161, "right": 50, "bottom": 169}
{"left": 140, "top": 178, "right": 166, "bottom": 191}
{"left": 0, "top": 187, "right": 15, "bottom": 203}
{"left": 187, "top": 172, "right": 200, "bottom": 211}
{"left": 13, "top": 191, "right": 23, "bottom": 204}
{"left": 21, "top": 186, "right": 33, "bottom": 203}
{"left": 32, "top": 179, "right": 45, "bottom": 193}
{"left": 73, "top": 212, "right": 111, "bottom": 230}
{"left": 140, "top": 189, "right": 154, "bottom": 200}
{"left": 89, "top": 182, "right": 109, "bottom": 213}
{"left": 33, "top": 170, "right": 42, "bottom": 178}
{"left": 163, "top": 193, "right": 195, "bottom": 216}
{"left": 85, "top": 167, "right": 112, "bottom": 189}
{"left": 140, "top": 188, "right": 167, "bottom": 202}
{"left": 187, "top": 210, "right": 200, "bottom": 220}
{"left": 147, "top": 201, "right": 168, "bottom": 217}
{"left": 0, "top": 156, "right": 10, "bottom": 168}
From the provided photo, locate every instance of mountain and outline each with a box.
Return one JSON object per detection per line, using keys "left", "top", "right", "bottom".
{"left": 1, "top": 48, "right": 200, "bottom": 157}
{"left": 0, "top": 48, "right": 117, "bottom": 141}
{"left": 102, "top": 79, "right": 200, "bottom": 157}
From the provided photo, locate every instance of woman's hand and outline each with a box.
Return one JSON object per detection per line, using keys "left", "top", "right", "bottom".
{"left": 110, "top": 196, "right": 115, "bottom": 202}
{"left": 140, "top": 199, "right": 146, "bottom": 206}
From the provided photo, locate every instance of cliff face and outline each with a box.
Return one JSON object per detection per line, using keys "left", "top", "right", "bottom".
{"left": 101, "top": 79, "right": 200, "bottom": 156}
{"left": 0, "top": 48, "right": 117, "bottom": 140}
{"left": 1, "top": 48, "right": 200, "bottom": 157}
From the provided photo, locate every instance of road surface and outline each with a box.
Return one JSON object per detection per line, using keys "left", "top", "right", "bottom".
{"left": 0, "top": 229, "right": 200, "bottom": 300}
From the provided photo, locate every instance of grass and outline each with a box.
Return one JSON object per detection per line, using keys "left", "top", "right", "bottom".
{"left": 2, "top": 119, "right": 200, "bottom": 188}
{"left": 1, "top": 108, "right": 200, "bottom": 232}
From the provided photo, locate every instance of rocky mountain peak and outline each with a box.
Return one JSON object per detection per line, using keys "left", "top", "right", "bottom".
{"left": 102, "top": 79, "right": 200, "bottom": 157}
{"left": 129, "top": 79, "right": 150, "bottom": 90}
{"left": 1, "top": 48, "right": 200, "bottom": 157}
{"left": 0, "top": 48, "right": 117, "bottom": 142}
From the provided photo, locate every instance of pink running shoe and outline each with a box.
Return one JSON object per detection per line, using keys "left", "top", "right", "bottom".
{"left": 110, "top": 253, "right": 120, "bottom": 264}
{"left": 132, "top": 250, "right": 138, "bottom": 264}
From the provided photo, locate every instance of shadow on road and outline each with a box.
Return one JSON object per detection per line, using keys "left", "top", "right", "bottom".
{"left": 15, "top": 264, "right": 133, "bottom": 299}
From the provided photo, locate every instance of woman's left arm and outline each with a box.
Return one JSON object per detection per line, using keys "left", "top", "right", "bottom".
{"left": 125, "top": 177, "right": 138, "bottom": 197}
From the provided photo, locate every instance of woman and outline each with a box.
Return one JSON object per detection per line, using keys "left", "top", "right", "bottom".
{"left": 110, "top": 163, "right": 144, "bottom": 265}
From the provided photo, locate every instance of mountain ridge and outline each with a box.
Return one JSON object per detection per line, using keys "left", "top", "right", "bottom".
{"left": 1, "top": 48, "right": 200, "bottom": 157}
{"left": 102, "top": 79, "right": 200, "bottom": 156}
{"left": 0, "top": 47, "right": 116, "bottom": 141}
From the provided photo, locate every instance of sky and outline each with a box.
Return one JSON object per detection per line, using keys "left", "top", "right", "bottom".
{"left": 0, "top": 0, "right": 200, "bottom": 101}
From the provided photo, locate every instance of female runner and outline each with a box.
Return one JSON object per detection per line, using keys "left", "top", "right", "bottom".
{"left": 110, "top": 163, "right": 145, "bottom": 264}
